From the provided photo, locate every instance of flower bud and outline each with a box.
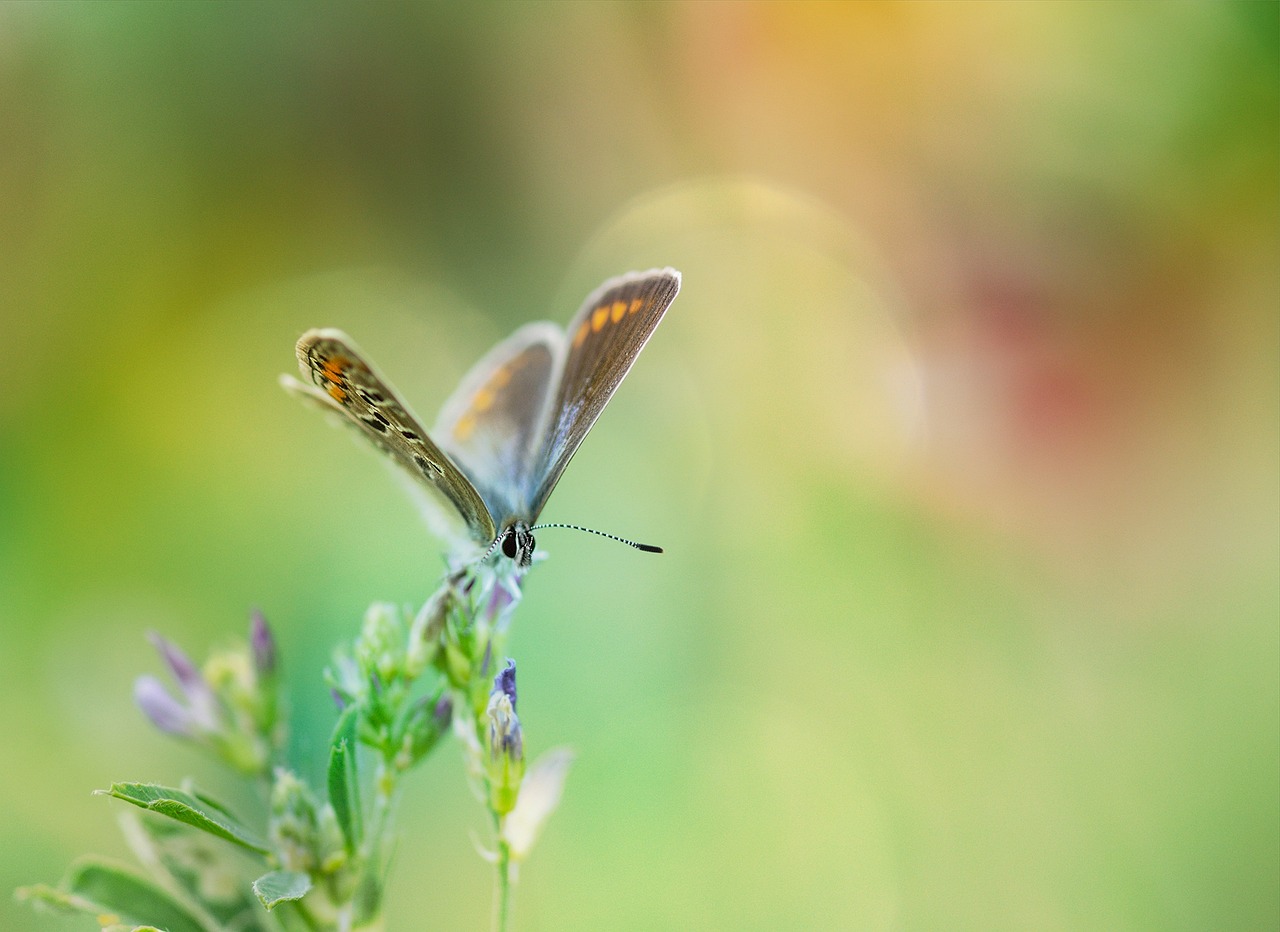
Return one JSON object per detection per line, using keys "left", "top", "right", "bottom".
{"left": 439, "top": 640, "right": 472, "bottom": 690}
{"left": 134, "top": 675, "right": 197, "bottom": 737}
{"left": 354, "top": 602, "right": 406, "bottom": 684}
{"left": 485, "top": 660, "right": 524, "bottom": 815}
{"left": 482, "top": 575, "right": 521, "bottom": 630}
{"left": 406, "top": 584, "right": 454, "bottom": 678}
{"left": 249, "top": 609, "right": 277, "bottom": 680}
{"left": 268, "top": 769, "right": 344, "bottom": 877}
{"left": 203, "top": 649, "right": 272, "bottom": 774}
{"left": 147, "top": 632, "right": 220, "bottom": 731}
{"left": 138, "top": 622, "right": 279, "bottom": 775}
{"left": 493, "top": 657, "right": 517, "bottom": 706}
{"left": 269, "top": 769, "right": 323, "bottom": 873}
{"left": 326, "top": 652, "right": 362, "bottom": 706}
{"left": 247, "top": 611, "right": 279, "bottom": 736}
{"left": 394, "top": 690, "right": 453, "bottom": 771}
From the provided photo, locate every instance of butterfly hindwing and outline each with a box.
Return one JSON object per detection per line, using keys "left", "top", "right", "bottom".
{"left": 290, "top": 328, "right": 496, "bottom": 543}
{"left": 526, "top": 268, "right": 681, "bottom": 521}
{"left": 434, "top": 323, "right": 561, "bottom": 527}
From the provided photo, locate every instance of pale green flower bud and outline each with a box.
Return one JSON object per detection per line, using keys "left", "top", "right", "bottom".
{"left": 406, "top": 584, "right": 454, "bottom": 678}
{"left": 394, "top": 690, "right": 452, "bottom": 771}
{"left": 269, "top": 769, "right": 323, "bottom": 874}
{"left": 354, "top": 602, "right": 406, "bottom": 684}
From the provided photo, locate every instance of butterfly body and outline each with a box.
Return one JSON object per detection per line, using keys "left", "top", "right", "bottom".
{"left": 284, "top": 268, "right": 681, "bottom": 566}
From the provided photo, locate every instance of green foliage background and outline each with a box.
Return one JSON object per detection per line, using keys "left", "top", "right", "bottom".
{"left": 2, "top": 3, "right": 1276, "bottom": 929}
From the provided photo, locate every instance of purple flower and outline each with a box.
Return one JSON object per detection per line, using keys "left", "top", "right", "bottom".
{"left": 487, "top": 659, "right": 521, "bottom": 762}
{"left": 486, "top": 581, "right": 515, "bottom": 621}
{"left": 134, "top": 675, "right": 197, "bottom": 737}
{"left": 144, "top": 632, "right": 220, "bottom": 732}
{"left": 485, "top": 671, "right": 525, "bottom": 814}
{"left": 396, "top": 690, "right": 454, "bottom": 769}
{"left": 147, "top": 632, "right": 200, "bottom": 691}
{"left": 482, "top": 575, "right": 521, "bottom": 629}
{"left": 433, "top": 693, "right": 454, "bottom": 730}
{"left": 134, "top": 624, "right": 277, "bottom": 775}
{"left": 487, "top": 690, "right": 523, "bottom": 763}
{"left": 250, "top": 610, "right": 276, "bottom": 679}
{"left": 493, "top": 658, "right": 517, "bottom": 710}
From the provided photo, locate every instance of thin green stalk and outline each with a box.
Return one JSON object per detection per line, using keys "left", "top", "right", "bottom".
{"left": 367, "top": 759, "right": 398, "bottom": 861}
{"left": 358, "top": 756, "right": 401, "bottom": 920}
{"left": 282, "top": 895, "right": 326, "bottom": 932}
{"left": 493, "top": 832, "right": 512, "bottom": 932}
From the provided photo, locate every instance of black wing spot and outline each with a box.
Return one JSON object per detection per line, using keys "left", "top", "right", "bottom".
{"left": 361, "top": 415, "right": 388, "bottom": 434}
{"left": 401, "top": 429, "right": 420, "bottom": 441}
{"left": 413, "top": 453, "right": 443, "bottom": 476}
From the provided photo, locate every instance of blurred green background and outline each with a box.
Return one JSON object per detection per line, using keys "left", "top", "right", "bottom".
{"left": 2, "top": 3, "right": 1277, "bottom": 929}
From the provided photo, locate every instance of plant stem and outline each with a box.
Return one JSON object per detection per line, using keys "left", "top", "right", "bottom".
{"left": 359, "top": 756, "right": 399, "bottom": 919}
{"left": 283, "top": 896, "right": 326, "bottom": 932}
{"left": 492, "top": 832, "right": 512, "bottom": 932}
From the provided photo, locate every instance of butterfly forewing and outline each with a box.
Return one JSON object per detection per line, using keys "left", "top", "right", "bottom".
{"left": 433, "top": 323, "right": 561, "bottom": 526}
{"left": 526, "top": 268, "right": 681, "bottom": 521}
{"left": 293, "top": 329, "right": 496, "bottom": 543}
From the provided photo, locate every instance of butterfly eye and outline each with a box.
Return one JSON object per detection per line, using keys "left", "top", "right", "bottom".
{"left": 501, "top": 530, "right": 518, "bottom": 560}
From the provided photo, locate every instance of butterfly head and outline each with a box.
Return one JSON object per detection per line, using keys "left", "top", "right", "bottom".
{"left": 498, "top": 522, "right": 536, "bottom": 568}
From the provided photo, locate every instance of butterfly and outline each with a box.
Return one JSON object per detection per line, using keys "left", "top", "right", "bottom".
{"left": 281, "top": 268, "right": 681, "bottom": 567}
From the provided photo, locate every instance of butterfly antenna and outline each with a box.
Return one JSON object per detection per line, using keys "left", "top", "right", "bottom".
{"left": 478, "top": 535, "right": 505, "bottom": 564}
{"left": 529, "top": 523, "right": 663, "bottom": 554}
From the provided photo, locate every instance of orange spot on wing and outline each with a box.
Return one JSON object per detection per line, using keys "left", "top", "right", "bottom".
{"left": 611, "top": 300, "right": 627, "bottom": 323}
{"left": 628, "top": 298, "right": 643, "bottom": 314}
{"left": 490, "top": 366, "right": 512, "bottom": 389}
{"left": 318, "top": 355, "right": 352, "bottom": 403}
{"left": 321, "top": 356, "right": 349, "bottom": 381}
{"left": 472, "top": 388, "right": 495, "bottom": 411}
{"left": 573, "top": 321, "right": 590, "bottom": 348}
{"left": 591, "top": 306, "right": 609, "bottom": 332}
{"left": 454, "top": 414, "right": 475, "bottom": 440}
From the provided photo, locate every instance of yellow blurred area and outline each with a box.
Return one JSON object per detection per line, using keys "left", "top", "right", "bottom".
{"left": 1, "top": 3, "right": 1275, "bottom": 929}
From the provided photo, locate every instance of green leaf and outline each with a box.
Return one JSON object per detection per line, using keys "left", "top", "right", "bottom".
{"left": 70, "top": 860, "right": 210, "bottom": 932}
{"left": 100, "top": 783, "right": 270, "bottom": 855}
{"left": 15, "top": 882, "right": 96, "bottom": 914}
{"left": 328, "top": 705, "right": 361, "bottom": 853}
{"left": 17, "top": 857, "right": 210, "bottom": 932}
{"left": 120, "top": 811, "right": 264, "bottom": 929}
{"left": 252, "top": 870, "right": 311, "bottom": 909}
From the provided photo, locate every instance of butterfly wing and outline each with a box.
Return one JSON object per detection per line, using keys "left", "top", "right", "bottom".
{"left": 524, "top": 268, "right": 681, "bottom": 522}
{"left": 433, "top": 322, "right": 561, "bottom": 528}
{"left": 286, "top": 328, "right": 497, "bottom": 544}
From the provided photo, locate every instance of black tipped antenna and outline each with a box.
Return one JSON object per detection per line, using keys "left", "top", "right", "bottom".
{"left": 529, "top": 523, "right": 663, "bottom": 554}
{"left": 478, "top": 535, "right": 505, "bottom": 563}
